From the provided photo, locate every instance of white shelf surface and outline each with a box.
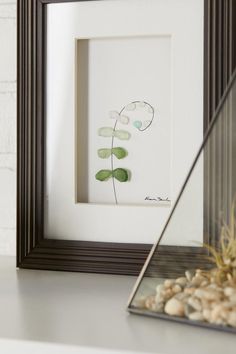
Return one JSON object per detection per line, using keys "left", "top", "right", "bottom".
{"left": 0, "top": 256, "right": 235, "bottom": 354}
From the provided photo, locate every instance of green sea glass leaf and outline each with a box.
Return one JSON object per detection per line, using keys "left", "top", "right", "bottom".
{"left": 112, "top": 147, "right": 128, "bottom": 159}
{"left": 95, "top": 169, "right": 112, "bottom": 181}
{"left": 112, "top": 168, "right": 129, "bottom": 182}
{"left": 98, "top": 127, "right": 113, "bottom": 137}
{"left": 97, "top": 148, "right": 111, "bottom": 159}
{"left": 114, "top": 130, "right": 131, "bottom": 140}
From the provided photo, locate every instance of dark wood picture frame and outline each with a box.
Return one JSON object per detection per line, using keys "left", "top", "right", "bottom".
{"left": 17, "top": 0, "right": 235, "bottom": 275}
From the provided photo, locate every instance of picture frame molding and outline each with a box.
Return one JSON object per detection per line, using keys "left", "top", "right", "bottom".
{"left": 17, "top": 0, "right": 233, "bottom": 275}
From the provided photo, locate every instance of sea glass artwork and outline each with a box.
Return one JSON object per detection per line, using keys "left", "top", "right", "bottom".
{"left": 128, "top": 71, "right": 236, "bottom": 333}
{"left": 75, "top": 36, "right": 174, "bottom": 206}
{"left": 96, "top": 101, "right": 154, "bottom": 204}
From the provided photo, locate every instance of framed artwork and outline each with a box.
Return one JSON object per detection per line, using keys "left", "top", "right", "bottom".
{"left": 17, "top": 0, "right": 233, "bottom": 274}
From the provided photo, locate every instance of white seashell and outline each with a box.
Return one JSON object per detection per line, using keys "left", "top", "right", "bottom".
{"left": 227, "top": 311, "right": 236, "bottom": 327}
{"left": 201, "top": 280, "right": 209, "bottom": 287}
{"left": 210, "top": 304, "right": 224, "bottom": 322}
{"left": 132, "top": 296, "right": 146, "bottom": 308}
{"left": 191, "top": 276, "right": 206, "bottom": 287}
{"left": 220, "top": 308, "right": 230, "bottom": 321}
{"left": 145, "top": 295, "right": 157, "bottom": 311}
{"left": 165, "top": 298, "right": 185, "bottom": 317}
{"left": 185, "top": 270, "right": 194, "bottom": 282}
{"left": 184, "top": 287, "right": 196, "bottom": 296}
{"left": 156, "top": 284, "right": 165, "bottom": 294}
{"left": 172, "top": 284, "right": 182, "bottom": 294}
{"left": 201, "top": 298, "right": 211, "bottom": 310}
{"left": 175, "top": 277, "right": 188, "bottom": 287}
{"left": 195, "top": 269, "right": 203, "bottom": 275}
{"left": 187, "top": 297, "right": 202, "bottom": 312}
{"left": 162, "top": 288, "right": 174, "bottom": 301}
{"left": 203, "top": 309, "right": 211, "bottom": 321}
{"left": 164, "top": 279, "right": 175, "bottom": 288}
{"left": 224, "top": 287, "right": 236, "bottom": 297}
{"left": 194, "top": 288, "right": 221, "bottom": 301}
{"left": 188, "top": 312, "right": 204, "bottom": 321}
{"left": 174, "top": 292, "right": 190, "bottom": 302}
{"left": 229, "top": 294, "right": 236, "bottom": 304}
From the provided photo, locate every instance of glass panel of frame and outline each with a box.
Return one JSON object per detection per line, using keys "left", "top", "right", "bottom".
{"left": 128, "top": 71, "right": 236, "bottom": 333}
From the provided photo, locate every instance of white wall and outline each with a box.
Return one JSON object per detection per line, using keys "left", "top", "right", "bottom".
{"left": 0, "top": 0, "right": 16, "bottom": 255}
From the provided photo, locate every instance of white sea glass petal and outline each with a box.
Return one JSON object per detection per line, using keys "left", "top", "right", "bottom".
{"left": 109, "top": 111, "right": 119, "bottom": 119}
{"left": 136, "top": 101, "right": 146, "bottom": 108}
{"left": 119, "top": 115, "right": 130, "bottom": 124}
{"left": 126, "top": 103, "right": 136, "bottom": 111}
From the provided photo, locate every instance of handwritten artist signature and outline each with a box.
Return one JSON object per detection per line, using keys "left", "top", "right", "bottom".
{"left": 145, "top": 196, "right": 171, "bottom": 202}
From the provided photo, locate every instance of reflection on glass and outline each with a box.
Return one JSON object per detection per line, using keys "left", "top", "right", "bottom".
{"left": 128, "top": 71, "right": 236, "bottom": 332}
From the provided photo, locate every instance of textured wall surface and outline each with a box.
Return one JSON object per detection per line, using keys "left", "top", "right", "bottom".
{"left": 0, "top": 0, "right": 16, "bottom": 255}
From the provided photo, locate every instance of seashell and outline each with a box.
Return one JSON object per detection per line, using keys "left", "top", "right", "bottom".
{"left": 172, "top": 284, "right": 182, "bottom": 294}
{"left": 175, "top": 277, "right": 188, "bottom": 287}
{"left": 194, "top": 288, "right": 221, "bottom": 301}
{"left": 224, "top": 287, "right": 236, "bottom": 297}
{"left": 191, "top": 276, "right": 206, "bottom": 287}
{"left": 174, "top": 292, "right": 190, "bottom": 302}
{"left": 188, "top": 312, "right": 204, "bottom": 321}
{"left": 210, "top": 304, "right": 223, "bottom": 322}
{"left": 164, "top": 279, "right": 175, "bottom": 288}
{"left": 202, "top": 309, "right": 211, "bottom": 321}
{"left": 227, "top": 311, "right": 236, "bottom": 327}
{"left": 185, "top": 270, "right": 194, "bottom": 282}
{"left": 145, "top": 295, "right": 156, "bottom": 310}
{"left": 165, "top": 298, "right": 185, "bottom": 317}
{"left": 187, "top": 297, "right": 202, "bottom": 312}
{"left": 184, "top": 287, "right": 196, "bottom": 295}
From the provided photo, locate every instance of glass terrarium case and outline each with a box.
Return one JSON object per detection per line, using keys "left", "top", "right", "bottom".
{"left": 128, "top": 70, "right": 236, "bottom": 333}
